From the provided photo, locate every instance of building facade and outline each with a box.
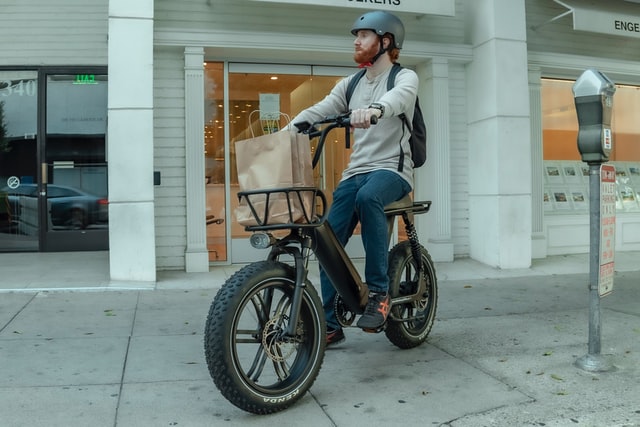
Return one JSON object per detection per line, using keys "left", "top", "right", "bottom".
{"left": 1, "top": 0, "right": 638, "bottom": 282}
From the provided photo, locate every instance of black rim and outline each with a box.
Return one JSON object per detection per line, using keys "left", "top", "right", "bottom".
{"left": 229, "top": 280, "right": 320, "bottom": 396}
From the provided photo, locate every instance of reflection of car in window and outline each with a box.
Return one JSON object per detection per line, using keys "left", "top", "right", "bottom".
{"left": 0, "top": 184, "right": 108, "bottom": 229}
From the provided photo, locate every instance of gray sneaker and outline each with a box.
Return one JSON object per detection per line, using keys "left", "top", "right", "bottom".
{"left": 356, "top": 292, "right": 390, "bottom": 330}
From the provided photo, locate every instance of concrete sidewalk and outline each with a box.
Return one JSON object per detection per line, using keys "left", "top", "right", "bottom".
{"left": 0, "top": 252, "right": 639, "bottom": 426}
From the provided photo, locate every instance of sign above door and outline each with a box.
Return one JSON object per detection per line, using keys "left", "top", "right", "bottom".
{"left": 248, "top": 0, "right": 455, "bottom": 16}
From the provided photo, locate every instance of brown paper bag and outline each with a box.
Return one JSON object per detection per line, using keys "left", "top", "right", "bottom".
{"left": 235, "top": 129, "right": 314, "bottom": 226}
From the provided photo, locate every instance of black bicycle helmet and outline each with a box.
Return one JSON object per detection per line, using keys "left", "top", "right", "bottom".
{"left": 351, "top": 11, "right": 405, "bottom": 49}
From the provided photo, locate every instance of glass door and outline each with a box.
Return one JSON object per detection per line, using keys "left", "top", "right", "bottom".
{"left": 42, "top": 72, "right": 108, "bottom": 251}
{"left": 0, "top": 71, "right": 39, "bottom": 251}
{"left": 221, "top": 63, "right": 360, "bottom": 263}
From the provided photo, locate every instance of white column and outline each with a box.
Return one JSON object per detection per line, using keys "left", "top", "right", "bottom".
{"left": 107, "top": 0, "right": 156, "bottom": 282}
{"left": 415, "top": 58, "right": 453, "bottom": 262}
{"left": 184, "top": 47, "right": 209, "bottom": 272}
{"left": 466, "top": 0, "right": 532, "bottom": 268}
{"left": 529, "top": 67, "right": 547, "bottom": 259}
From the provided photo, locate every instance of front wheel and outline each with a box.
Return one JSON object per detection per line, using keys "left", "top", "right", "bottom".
{"left": 204, "top": 261, "right": 326, "bottom": 414}
{"left": 385, "top": 241, "right": 438, "bottom": 349}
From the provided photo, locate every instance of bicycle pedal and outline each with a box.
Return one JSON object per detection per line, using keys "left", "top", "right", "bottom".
{"left": 361, "top": 325, "right": 385, "bottom": 334}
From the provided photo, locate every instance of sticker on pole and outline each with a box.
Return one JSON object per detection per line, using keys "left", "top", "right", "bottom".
{"left": 599, "top": 164, "right": 615, "bottom": 297}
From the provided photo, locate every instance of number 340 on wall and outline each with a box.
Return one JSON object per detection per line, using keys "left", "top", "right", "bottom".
{"left": 0, "top": 79, "right": 37, "bottom": 97}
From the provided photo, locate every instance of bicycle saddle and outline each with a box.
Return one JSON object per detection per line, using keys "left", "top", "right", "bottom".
{"left": 384, "top": 194, "right": 413, "bottom": 211}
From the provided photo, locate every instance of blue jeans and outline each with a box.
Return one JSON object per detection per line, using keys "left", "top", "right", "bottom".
{"left": 320, "top": 170, "right": 411, "bottom": 331}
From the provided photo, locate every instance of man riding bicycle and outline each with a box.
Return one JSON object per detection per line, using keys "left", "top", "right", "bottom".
{"left": 289, "top": 11, "right": 419, "bottom": 345}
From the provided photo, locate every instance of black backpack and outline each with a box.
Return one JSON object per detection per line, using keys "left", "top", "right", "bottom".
{"left": 345, "top": 63, "right": 427, "bottom": 171}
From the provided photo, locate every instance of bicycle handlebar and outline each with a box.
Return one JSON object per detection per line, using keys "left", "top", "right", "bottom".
{"left": 294, "top": 112, "right": 377, "bottom": 168}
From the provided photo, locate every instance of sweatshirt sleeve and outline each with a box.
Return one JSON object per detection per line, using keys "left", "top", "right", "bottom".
{"left": 376, "top": 68, "right": 419, "bottom": 121}
{"left": 287, "top": 76, "right": 352, "bottom": 131}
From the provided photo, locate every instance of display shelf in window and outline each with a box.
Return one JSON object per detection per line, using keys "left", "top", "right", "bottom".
{"left": 543, "top": 161, "right": 640, "bottom": 214}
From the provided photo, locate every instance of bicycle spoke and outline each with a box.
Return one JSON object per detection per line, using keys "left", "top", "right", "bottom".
{"left": 246, "top": 344, "right": 270, "bottom": 382}
{"left": 249, "top": 287, "right": 274, "bottom": 325}
{"left": 273, "top": 349, "right": 292, "bottom": 380}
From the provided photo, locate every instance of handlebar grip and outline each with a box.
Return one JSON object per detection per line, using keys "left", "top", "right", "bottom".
{"left": 370, "top": 115, "right": 378, "bottom": 125}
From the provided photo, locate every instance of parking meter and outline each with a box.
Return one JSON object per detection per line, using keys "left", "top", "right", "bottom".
{"left": 572, "top": 69, "right": 616, "bottom": 164}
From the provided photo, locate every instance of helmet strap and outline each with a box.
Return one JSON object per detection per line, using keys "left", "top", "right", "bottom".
{"left": 356, "top": 36, "right": 388, "bottom": 68}
{"left": 369, "top": 37, "right": 389, "bottom": 65}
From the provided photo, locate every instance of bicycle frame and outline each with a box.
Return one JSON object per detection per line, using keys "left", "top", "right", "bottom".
{"left": 237, "top": 113, "right": 431, "bottom": 337}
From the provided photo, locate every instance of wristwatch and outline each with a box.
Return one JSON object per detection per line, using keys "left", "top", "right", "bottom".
{"left": 368, "top": 102, "right": 385, "bottom": 118}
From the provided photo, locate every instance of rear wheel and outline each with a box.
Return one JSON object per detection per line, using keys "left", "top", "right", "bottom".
{"left": 204, "top": 261, "right": 325, "bottom": 414}
{"left": 385, "top": 241, "right": 438, "bottom": 349}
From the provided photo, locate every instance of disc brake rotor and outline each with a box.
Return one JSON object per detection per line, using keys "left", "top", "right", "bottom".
{"left": 261, "top": 316, "right": 299, "bottom": 362}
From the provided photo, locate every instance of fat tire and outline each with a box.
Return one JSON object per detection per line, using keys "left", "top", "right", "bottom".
{"left": 204, "top": 261, "right": 325, "bottom": 414}
{"left": 385, "top": 241, "right": 438, "bottom": 349}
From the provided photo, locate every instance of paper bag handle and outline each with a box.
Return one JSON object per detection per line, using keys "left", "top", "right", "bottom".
{"left": 248, "top": 110, "right": 292, "bottom": 137}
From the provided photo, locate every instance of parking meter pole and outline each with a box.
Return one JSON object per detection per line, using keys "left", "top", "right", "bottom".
{"left": 572, "top": 68, "right": 615, "bottom": 373}
{"left": 575, "top": 164, "right": 612, "bottom": 372}
{"left": 587, "top": 164, "right": 601, "bottom": 357}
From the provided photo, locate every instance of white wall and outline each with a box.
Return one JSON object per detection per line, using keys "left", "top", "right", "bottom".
{"left": 0, "top": 0, "right": 107, "bottom": 66}
{"left": 465, "top": 0, "right": 532, "bottom": 269}
{"left": 108, "top": 0, "right": 156, "bottom": 281}
{"left": 153, "top": 46, "right": 188, "bottom": 270}
{"left": 449, "top": 63, "right": 471, "bottom": 257}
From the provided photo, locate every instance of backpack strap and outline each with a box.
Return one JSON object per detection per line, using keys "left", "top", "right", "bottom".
{"left": 343, "top": 69, "right": 367, "bottom": 149}
{"left": 388, "top": 63, "right": 412, "bottom": 172}
{"left": 345, "top": 68, "right": 367, "bottom": 106}
{"left": 388, "top": 63, "right": 411, "bottom": 133}
{"left": 386, "top": 63, "right": 402, "bottom": 90}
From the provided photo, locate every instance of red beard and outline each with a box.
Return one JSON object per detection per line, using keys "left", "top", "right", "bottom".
{"left": 353, "top": 42, "right": 380, "bottom": 66}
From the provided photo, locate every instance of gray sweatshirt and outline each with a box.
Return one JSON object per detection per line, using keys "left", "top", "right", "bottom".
{"left": 290, "top": 64, "right": 418, "bottom": 189}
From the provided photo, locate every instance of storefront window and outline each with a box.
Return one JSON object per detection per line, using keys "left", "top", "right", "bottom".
{"left": 0, "top": 71, "right": 38, "bottom": 250}
{"left": 542, "top": 78, "right": 640, "bottom": 161}
{"left": 541, "top": 78, "right": 640, "bottom": 212}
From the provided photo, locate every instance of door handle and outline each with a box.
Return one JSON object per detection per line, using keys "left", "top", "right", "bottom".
{"left": 41, "top": 162, "right": 48, "bottom": 185}
{"left": 40, "top": 163, "right": 47, "bottom": 196}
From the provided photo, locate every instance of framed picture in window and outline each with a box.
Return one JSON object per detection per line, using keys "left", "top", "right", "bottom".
{"left": 543, "top": 189, "right": 553, "bottom": 211}
{"left": 562, "top": 162, "right": 582, "bottom": 184}
{"left": 616, "top": 166, "right": 629, "bottom": 181}
{"left": 627, "top": 163, "right": 640, "bottom": 184}
{"left": 544, "top": 162, "right": 564, "bottom": 184}
{"left": 570, "top": 187, "right": 588, "bottom": 211}
{"left": 580, "top": 164, "right": 590, "bottom": 180}
{"left": 551, "top": 188, "right": 571, "bottom": 210}
{"left": 619, "top": 185, "right": 639, "bottom": 211}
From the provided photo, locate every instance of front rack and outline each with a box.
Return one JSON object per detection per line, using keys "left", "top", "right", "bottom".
{"left": 237, "top": 187, "right": 328, "bottom": 231}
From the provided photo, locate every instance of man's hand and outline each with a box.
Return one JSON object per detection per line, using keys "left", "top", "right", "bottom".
{"left": 350, "top": 108, "right": 381, "bottom": 129}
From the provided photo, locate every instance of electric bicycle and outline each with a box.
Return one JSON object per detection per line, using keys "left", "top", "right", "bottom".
{"left": 204, "top": 112, "right": 438, "bottom": 414}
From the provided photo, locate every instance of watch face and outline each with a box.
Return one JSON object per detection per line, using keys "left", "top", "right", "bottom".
{"left": 369, "top": 103, "right": 384, "bottom": 115}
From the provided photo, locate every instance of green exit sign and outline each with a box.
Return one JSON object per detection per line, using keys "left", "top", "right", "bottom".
{"left": 73, "top": 74, "right": 98, "bottom": 85}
